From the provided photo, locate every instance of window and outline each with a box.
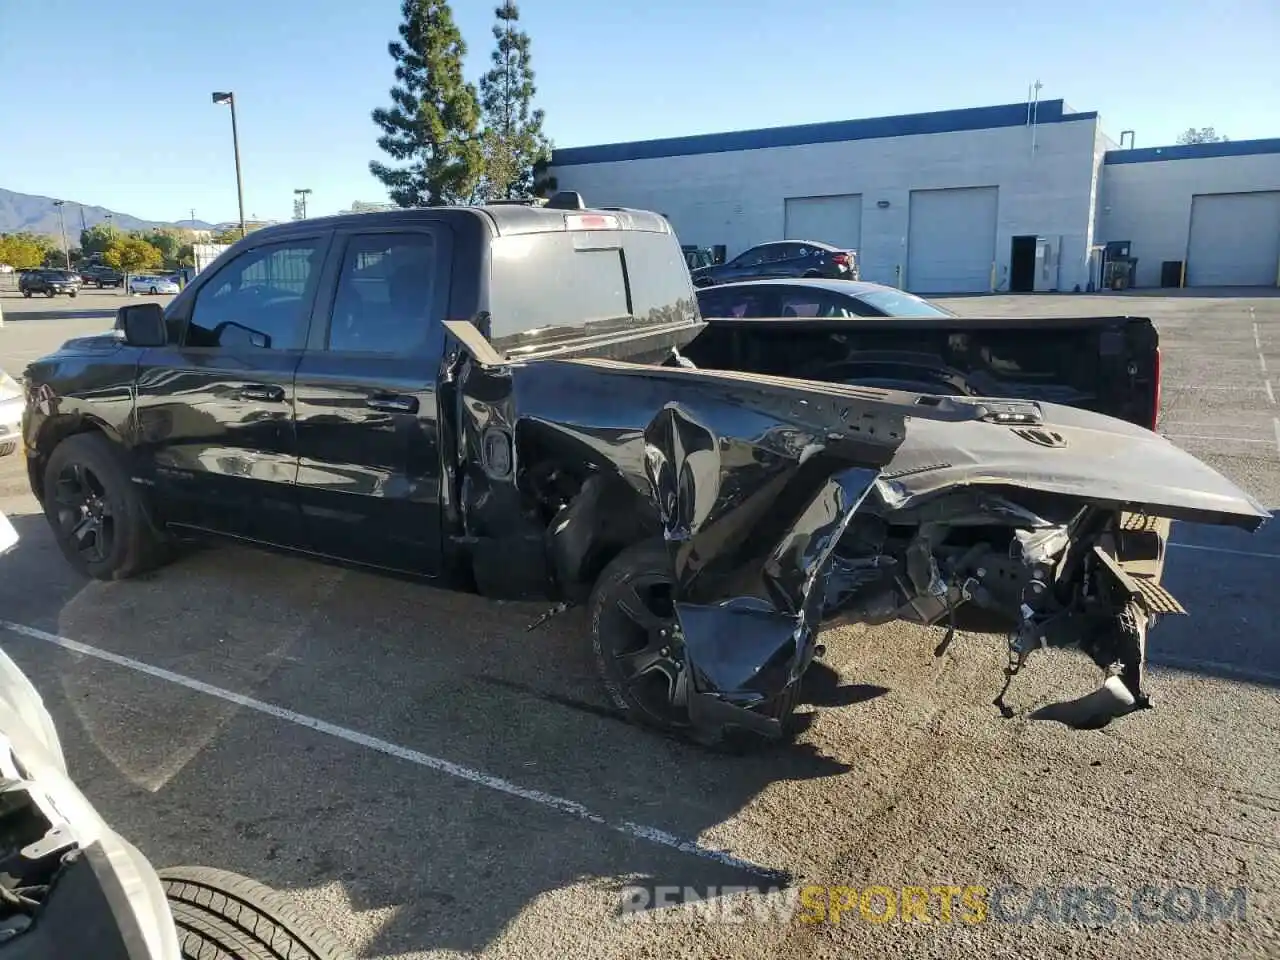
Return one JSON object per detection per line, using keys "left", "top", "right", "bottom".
{"left": 186, "top": 241, "right": 321, "bottom": 349}
{"left": 729, "top": 247, "right": 766, "bottom": 268}
{"left": 328, "top": 233, "right": 439, "bottom": 354}
{"left": 696, "top": 287, "right": 769, "bottom": 319}
{"left": 778, "top": 290, "right": 859, "bottom": 319}
{"left": 854, "top": 288, "right": 954, "bottom": 318}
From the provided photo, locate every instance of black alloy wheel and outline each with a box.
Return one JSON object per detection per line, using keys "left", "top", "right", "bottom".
{"left": 51, "top": 461, "right": 116, "bottom": 565}
{"left": 591, "top": 542, "right": 692, "bottom": 732}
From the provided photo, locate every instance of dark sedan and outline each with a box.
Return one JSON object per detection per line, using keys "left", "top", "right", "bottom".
{"left": 689, "top": 241, "right": 857, "bottom": 288}
{"left": 696, "top": 278, "right": 955, "bottom": 319}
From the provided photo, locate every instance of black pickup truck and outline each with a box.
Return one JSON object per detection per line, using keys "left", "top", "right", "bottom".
{"left": 20, "top": 194, "right": 1267, "bottom": 747}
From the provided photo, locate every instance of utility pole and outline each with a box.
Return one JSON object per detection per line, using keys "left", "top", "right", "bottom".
{"left": 211, "top": 91, "right": 247, "bottom": 237}
{"left": 293, "top": 188, "right": 312, "bottom": 221}
{"left": 53, "top": 200, "right": 70, "bottom": 268}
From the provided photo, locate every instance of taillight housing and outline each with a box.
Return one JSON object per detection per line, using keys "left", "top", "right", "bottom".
{"left": 564, "top": 213, "right": 619, "bottom": 231}
{"left": 831, "top": 252, "right": 851, "bottom": 267}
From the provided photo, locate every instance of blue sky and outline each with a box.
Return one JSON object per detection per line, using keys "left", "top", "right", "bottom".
{"left": 1, "top": 0, "right": 1276, "bottom": 224}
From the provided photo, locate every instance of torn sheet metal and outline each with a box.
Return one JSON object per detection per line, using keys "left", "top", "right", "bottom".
{"left": 877, "top": 398, "right": 1269, "bottom": 530}
{"left": 641, "top": 400, "right": 881, "bottom": 724}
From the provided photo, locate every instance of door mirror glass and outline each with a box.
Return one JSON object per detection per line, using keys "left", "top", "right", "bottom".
{"left": 117, "top": 302, "right": 167, "bottom": 347}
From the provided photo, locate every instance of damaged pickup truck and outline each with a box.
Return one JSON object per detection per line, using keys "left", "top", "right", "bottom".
{"left": 21, "top": 194, "right": 1269, "bottom": 746}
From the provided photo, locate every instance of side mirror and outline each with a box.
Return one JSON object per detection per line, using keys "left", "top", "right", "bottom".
{"left": 116, "top": 302, "right": 167, "bottom": 347}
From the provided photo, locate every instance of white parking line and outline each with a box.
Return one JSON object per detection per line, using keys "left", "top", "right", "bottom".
{"left": 1274, "top": 418, "right": 1280, "bottom": 456}
{"left": 1267, "top": 380, "right": 1277, "bottom": 406}
{"left": 1168, "top": 542, "right": 1280, "bottom": 561}
{"left": 0, "top": 620, "right": 784, "bottom": 881}
{"left": 1161, "top": 433, "right": 1273, "bottom": 445}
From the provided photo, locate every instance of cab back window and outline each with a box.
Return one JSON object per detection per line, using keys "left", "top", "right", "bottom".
{"left": 486, "top": 229, "right": 696, "bottom": 354}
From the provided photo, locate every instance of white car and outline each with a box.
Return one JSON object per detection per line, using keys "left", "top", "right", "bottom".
{"left": 0, "top": 369, "right": 23, "bottom": 458}
{"left": 130, "top": 275, "right": 180, "bottom": 295}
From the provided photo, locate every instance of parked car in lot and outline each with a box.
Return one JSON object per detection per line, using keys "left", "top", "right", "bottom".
{"left": 80, "top": 264, "right": 125, "bottom": 288}
{"left": 20, "top": 194, "right": 1267, "bottom": 747}
{"left": 697, "top": 279, "right": 957, "bottom": 319}
{"left": 0, "top": 511, "right": 354, "bottom": 960}
{"left": 19, "top": 269, "right": 80, "bottom": 298}
{"left": 0, "top": 369, "right": 23, "bottom": 457}
{"left": 690, "top": 240, "right": 857, "bottom": 287}
{"left": 130, "top": 275, "right": 181, "bottom": 295}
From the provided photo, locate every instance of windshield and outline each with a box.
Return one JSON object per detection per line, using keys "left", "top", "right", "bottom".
{"left": 856, "top": 288, "right": 955, "bottom": 317}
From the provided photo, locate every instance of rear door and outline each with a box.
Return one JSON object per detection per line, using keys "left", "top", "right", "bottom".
{"left": 133, "top": 233, "right": 330, "bottom": 543}
{"left": 292, "top": 224, "right": 452, "bottom": 574}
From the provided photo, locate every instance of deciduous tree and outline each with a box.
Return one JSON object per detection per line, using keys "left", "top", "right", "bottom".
{"left": 103, "top": 236, "right": 162, "bottom": 280}
{"left": 370, "top": 0, "right": 483, "bottom": 206}
{"left": 1175, "top": 127, "right": 1228, "bottom": 145}
{"left": 0, "top": 233, "right": 48, "bottom": 270}
{"left": 80, "top": 223, "right": 120, "bottom": 256}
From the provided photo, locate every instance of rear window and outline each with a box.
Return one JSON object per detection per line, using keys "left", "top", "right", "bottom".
{"left": 486, "top": 229, "right": 697, "bottom": 353}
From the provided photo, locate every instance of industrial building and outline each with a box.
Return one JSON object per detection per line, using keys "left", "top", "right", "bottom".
{"left": 549, "top": 99, "right": 1280, "bottom": 294}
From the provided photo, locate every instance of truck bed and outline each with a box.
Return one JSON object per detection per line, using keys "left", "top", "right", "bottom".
{"left": 681, "top": 314, "right": 1161, "bottom": 431}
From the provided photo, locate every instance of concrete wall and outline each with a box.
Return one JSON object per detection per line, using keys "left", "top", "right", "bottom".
{"left": 1098, "top": 146, "right": 1280, "bottom": 288}
{"left": 552, "top": 113, "right": 1101, "bottom": 292}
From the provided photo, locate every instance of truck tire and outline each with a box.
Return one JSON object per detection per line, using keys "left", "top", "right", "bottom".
{"left": 22, "top": 289, "right": 31, "bottom": 298}
{"left": 589, "top": 540, "right": 801, "bottom": 744}
{"left": 160, "top": 866, "right": 354, "bottom": 960}
{"left": 42, "top": 431, "right": 169, "bottom": 580}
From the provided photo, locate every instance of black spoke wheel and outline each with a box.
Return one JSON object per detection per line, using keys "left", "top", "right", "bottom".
{"left": 41, "top": 432, "right": 170, "bottom": 580}
{"left": 591, "top": 541, "right": 693, "bottom": 732}
{"left": 51, "top": 461, "right": 115, "bottom": 565}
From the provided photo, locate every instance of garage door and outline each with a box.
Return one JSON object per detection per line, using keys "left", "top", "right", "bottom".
{"left": 1187, "top": 192, "right": 1280, "bottom": 287}
{"left": 907, "top": 186, "right": 999, "bottom": 293}
{"left": 784, "top": 194, "right": 862, "bottom": 251}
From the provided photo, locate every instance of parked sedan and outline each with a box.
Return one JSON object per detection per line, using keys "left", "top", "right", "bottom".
{"left": 0, "top": 368, "right": 24, "bottom": 457}
{"left": 19, "top": 269, "right": 80, "bottom": 298}
{"left": 130, "top": 275, "right": 180, "bottom": 295}
{"left": 696, "top": 278, "right": 956, "bottom": 319}
{"left": 690, "top": 240, "right": 857, "bottom": 287}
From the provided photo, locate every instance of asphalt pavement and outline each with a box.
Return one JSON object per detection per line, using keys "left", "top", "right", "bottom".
{"left": 0, "top": 289, "right": 1276, "bottom": 959}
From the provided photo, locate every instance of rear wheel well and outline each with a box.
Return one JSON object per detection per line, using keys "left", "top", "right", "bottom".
{"left": 541, "top": 469, "right": 662, "bottom": 603}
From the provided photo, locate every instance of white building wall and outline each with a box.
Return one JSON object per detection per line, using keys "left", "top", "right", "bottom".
{"left": 553, "top": 118, "right": 1101, "bottom": 293}
{"left": 1098, "top": 152, "right": 1280, "bottom": 288}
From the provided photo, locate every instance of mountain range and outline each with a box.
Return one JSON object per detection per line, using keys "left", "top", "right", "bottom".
{"left": 0, "top": 188, "right": 215, "bottom": 245}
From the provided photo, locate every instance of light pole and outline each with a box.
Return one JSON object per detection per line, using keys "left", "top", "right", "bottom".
{"left": 293, "top": 188, "right": 312, "bottom": 220}
{"left": 53, "top": 200, "right": 70, "bottom": 269}
{"left": 211, "top": 91, "right": 246, "bottom": 237}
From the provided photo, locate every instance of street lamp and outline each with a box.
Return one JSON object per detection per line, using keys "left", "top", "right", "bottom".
{"left": 211, "top": 91, "right": 247, "bottom": 237}
{"left": 52, "top": 200, "right": 70, "bottom": 269}
{"left": 293, "top": 188, "right": 312, "bottom": 220}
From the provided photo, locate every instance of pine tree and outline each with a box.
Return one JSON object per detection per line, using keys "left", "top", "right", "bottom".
{"left": 370, "top": 0, "right": 484, "bottom": 207}
{"left": 477, "top": 1, "right": 551, "bottom": 200}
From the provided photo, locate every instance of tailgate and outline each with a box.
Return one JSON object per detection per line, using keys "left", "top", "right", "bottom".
{"left": 684, "top": 315, "right": 1162, "bottom": 430}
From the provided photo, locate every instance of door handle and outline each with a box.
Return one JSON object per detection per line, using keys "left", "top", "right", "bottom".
{"left": 239, "top": 384, "right": 285, "bottom": 403}
{"left": 366, "top": 393, "right": 419, "bottom": 414}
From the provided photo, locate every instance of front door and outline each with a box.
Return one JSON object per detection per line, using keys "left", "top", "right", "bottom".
{"left": 133, "top": 235, "right": 330, "bottom": 544}
{"left": 292, "top": 226, "right": 451, "bottom": 575}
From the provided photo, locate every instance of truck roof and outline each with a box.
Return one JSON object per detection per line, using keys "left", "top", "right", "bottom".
{"left": 242, "top": 194, "right": 672, "bottom": 243}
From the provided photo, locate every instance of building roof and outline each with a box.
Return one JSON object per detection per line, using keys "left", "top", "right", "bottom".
{"left": 1103, "top": 138, "right": 1280, "bottom": 164}
{"left": 551, "top": 99, "right": 1098, "bottom": 167}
